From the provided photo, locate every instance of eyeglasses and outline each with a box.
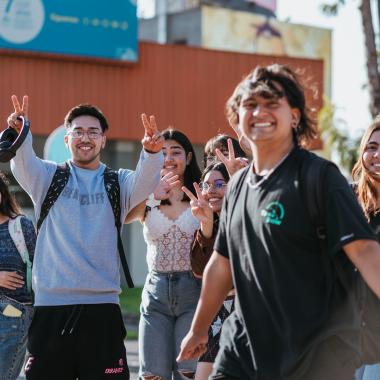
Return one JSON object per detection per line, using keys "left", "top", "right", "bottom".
{"left": 199, "top": 179, "right": 227, "bottom": 191}
{"left": 67, "top": 130, "right": 103, "bottom": 139}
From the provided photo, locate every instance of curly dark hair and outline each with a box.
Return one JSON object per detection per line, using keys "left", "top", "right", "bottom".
{"left": 226, "top": 64, "right": 318, "bottom": 148}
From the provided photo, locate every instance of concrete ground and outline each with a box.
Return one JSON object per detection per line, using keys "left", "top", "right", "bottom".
{"left": 126, "top": 339, "right": 139, "bottom": 380}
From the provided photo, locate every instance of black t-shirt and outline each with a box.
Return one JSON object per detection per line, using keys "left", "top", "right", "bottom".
{"left": 214, "top": 147, "right": 376, "bottom": 380}
{"left": 370, "top": 212, "right": 380, "bottom": 240}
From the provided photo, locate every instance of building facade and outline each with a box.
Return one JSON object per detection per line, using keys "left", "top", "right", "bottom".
{"left": 0, "top": 30, "right": 325, "bottom": 286}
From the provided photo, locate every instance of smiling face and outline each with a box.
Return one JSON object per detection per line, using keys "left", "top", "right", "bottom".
{"left": 363, "top": 129, "right": 380, "bottom": 178}
{"left": 64, "top": 115, "right": 106, "bottom": 170}
{"left": 201, "top": 170, "right": 227, "bottom": 213}
{"left": 238, "top": 88, "right": 300, "bottom": 148}
{"left": 161, "top": 139, "right": 190, "bottom": 182}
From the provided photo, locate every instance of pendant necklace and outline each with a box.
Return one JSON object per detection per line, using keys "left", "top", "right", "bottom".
{"left": 246, "top": 151, "right": 291, "bottom": 190}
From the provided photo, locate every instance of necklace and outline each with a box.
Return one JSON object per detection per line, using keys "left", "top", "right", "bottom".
{"left": 247, "top": 151, "right": 291, "bottom": 189}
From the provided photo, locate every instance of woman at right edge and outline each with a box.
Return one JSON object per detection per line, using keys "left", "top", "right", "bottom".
{"left": 353, "top": 116, "right": 380, "bottom": 380}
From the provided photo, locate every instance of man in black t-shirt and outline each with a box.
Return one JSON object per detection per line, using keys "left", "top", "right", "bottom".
{"left": 177, "top": 64, "right": 380, "bottom": 380}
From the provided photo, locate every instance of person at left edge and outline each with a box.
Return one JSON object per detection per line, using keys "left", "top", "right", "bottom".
{"left": 7, "top": 95, "right": 164, "bottom": 380}
{"left": 0, "top": 172, "right": 36, "bottom": 380}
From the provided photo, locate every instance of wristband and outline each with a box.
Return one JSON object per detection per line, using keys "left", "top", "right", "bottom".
{"left": 144, "top": 148, "right": 158, "bottom": 154}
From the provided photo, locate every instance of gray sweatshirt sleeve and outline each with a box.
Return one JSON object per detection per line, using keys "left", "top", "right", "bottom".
{"left": 119, "top": 149, "right": 163, "bottom": 219}
{"left": 10, "top": 132, "right": 57, "bottom": 218}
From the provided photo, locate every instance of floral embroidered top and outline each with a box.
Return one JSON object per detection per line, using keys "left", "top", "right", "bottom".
{"left": 0, "top": 216, "right": 36, "bottom": 303}
{"left": 143, "top": 207, "right": 199, "bottom": 272}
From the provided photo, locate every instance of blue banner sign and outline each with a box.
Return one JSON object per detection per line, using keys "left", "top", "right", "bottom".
{"left": 0, "top": 0, "right": 138, "bottom": 61}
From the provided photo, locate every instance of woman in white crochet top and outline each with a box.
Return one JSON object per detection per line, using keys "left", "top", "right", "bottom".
{"left": 127, "top": 128, "right": 202, "bottom": 380}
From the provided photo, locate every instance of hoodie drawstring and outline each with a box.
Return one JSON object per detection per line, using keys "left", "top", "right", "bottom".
{"left": 61, "top": 305, "right": 83, "bottom": 335}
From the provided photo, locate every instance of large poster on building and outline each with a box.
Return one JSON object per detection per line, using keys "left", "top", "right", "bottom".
{"left": 0, "top": 0, "right": 138, "bottom": 61}
{"left": 202, "top": 6, "right": 331, "bottom": 95}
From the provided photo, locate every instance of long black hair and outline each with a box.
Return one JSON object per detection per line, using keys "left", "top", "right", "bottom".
{"left": 0, "top": 172, "right": 21, "bottom": 218}
{"left": 162, "top": 129, "right": 201, "bottom": 202}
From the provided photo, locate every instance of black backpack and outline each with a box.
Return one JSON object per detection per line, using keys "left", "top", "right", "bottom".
{"left": 37, "top": 163, "right": 134, "bottom": 288}
{"left": 300, "top": 150, "right": 380, "bottom": 366}
{"left": 228, "top": 149, "right": 380, "bottom": 365}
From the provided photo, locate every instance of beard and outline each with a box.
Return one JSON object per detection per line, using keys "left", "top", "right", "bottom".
{"left": 72, "top": 146, "right": 102, "bottom": 167}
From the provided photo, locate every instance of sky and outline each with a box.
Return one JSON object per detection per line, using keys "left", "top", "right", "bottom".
{"left": 138, "top": 0, "right": 371, "bottom": 137}
{"left": 276, "top": 0, "right": 370, "bottom": 138}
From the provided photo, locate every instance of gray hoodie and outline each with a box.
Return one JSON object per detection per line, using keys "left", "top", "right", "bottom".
{"left": 11, "top": 133, "right": 163, "bottom": 306}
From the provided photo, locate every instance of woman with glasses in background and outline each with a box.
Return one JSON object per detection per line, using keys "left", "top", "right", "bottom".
{"left": 182, "top": 162, "right": 234, "bottom": 380}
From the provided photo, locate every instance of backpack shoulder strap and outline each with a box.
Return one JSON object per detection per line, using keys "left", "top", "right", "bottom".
{"left": 103, "top": 167, "right": 121, "bottom": 226}
{"left": 103, "top": 167, "right": 134, "bottom": 288}
{"left": 299, "top": 150, "right": 330, "bottom": 240}
{"left": 8, "top": 215, "right": 32, "bottom": 292}
{"left": 37, "top": 163, "right": 70, "bottom": 232}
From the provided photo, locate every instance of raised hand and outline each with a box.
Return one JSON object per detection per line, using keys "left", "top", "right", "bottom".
{"left": 182, "top": 183, "right": 213, "bottom": 224}
{"left": 0, "top": 271, "right": 24, "bottom": 290}
{"left": 177, "top": 330, "right": 208, "bottom": 362}
{"left": 141, "top": 113, "right": 164, "bottom": 153}
{"left": 7, "top": 95, "right": 29, "bottom": 133}
{"left": 154, "top": 171, "right": 180, "bottom": 200}
{"left": 215, "top": 138, "right": 249, "bottom": 177}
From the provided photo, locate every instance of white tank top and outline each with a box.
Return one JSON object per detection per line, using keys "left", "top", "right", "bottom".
{"left": 143, "top": 206, "right": 199, "bottom": 272}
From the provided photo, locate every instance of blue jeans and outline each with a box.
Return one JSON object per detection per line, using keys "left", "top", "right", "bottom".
{"left": 139, "top": 271, "right": 201, "bottom": 380}
{"left": 356, "top": 365, "right": 380, "bottom": 380}
{"left": 0, "top": 296, "right": 33, "bottom": 380}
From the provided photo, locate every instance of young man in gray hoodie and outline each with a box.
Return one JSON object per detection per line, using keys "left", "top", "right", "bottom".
{"left": 7, "top": 95, "right": 164, "bottom": 380}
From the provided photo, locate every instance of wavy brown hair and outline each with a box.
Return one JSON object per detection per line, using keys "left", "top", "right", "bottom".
{"left": 352, "top": 117, "right": 380, "bottom": 220}
{"left": 0, "top": 172, "right": 21, "bottom": 218}
{"left": 226, "top": 64, "right": 318, "bottom": 148}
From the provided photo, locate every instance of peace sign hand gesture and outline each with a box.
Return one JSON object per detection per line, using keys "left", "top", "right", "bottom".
{"left": 215, "top": 138, "right": 249, "bottom": 177}
{"left": 182, "top": 183, "right": 214, "bottom": 225}
{"left": 141, "top": 113, "right": 164, "bottom": 153}
{"left": 7, "top": 95, "right": 29, "bottom": 133}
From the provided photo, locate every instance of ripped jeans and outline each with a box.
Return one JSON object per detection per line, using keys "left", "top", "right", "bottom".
{"left": 356, "top": 364, "right": 380, "bottom": 380}
{"left": 0, "top": 296, "right": 33, "bottom": 380}
{"left": 139, "top": 271, "right": 201, "bottom": 380}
